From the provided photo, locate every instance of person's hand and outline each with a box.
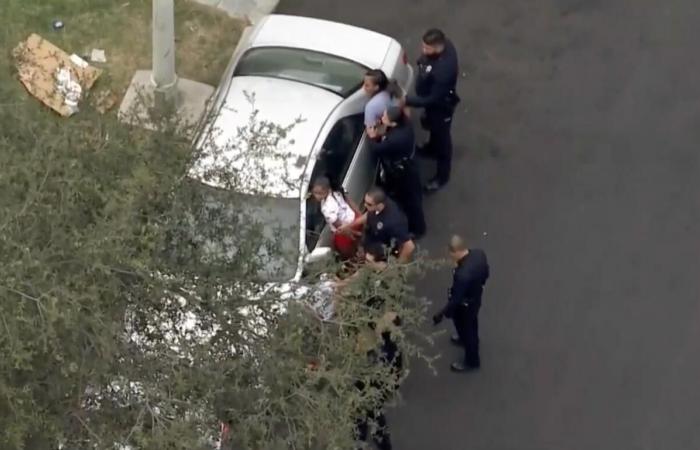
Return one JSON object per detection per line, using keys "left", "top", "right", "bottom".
{"left": 432, "top": 312, "right": 444, "bottom": 326}
{"left": 338, "top": 222, "right": 356, "bottom": 235}
{"left": 372, "top": 124, "right": 388, "bottom": 138}
{"left": 367, "top": 125, "right": 379, "bottom": 139}
{"left": 337, "top": 225, "right": 352, "bottom": 237}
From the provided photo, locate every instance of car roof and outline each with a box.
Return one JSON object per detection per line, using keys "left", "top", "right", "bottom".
{"left": 191, "top": 76, "right": 343, "bottom": 198}
{"left": 251, "top": 14, "right": 395, "bottom": 70}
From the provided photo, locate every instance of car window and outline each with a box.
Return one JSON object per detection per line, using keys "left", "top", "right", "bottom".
{"left": 315, "top": 114, "right": 365, "bottom": 185}
{"left": 234, "top": 47, "right": 367, "bottom": 97}
{"left": 305, "top": 114, "right": 364, "bottom": 251}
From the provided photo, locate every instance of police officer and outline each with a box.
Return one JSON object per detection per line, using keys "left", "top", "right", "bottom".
{"left": 402, "top": 28, "right": 460, "bottom": 193}
{"left": 433, "top": 235, "right": 489, "bottom": 372}
{"left": 344, "top": 244, "right": 403, "bottom": 450}
{"left": 368, "top": 105, "right": 426, "bottom": 238}
{"left": 353, "top": 310, "right": 402, "bottom": 450}
{"left": 341, "top": 187, "right": 416, "bottom": 263}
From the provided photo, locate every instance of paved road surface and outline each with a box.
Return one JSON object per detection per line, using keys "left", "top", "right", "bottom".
{"left": 279, "top": 1, "right": 700, "bottom": 449}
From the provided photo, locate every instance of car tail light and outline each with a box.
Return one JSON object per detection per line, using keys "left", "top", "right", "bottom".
{"left": 402, "top": 50, "right": 408, "bottom": 65}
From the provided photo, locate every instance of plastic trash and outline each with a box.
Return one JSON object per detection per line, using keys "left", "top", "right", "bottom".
{"left": 55, "top": 67, "right": 82, "bottom": 115}
{"left": 309, "top": 279, "right": 336, "bottom": 321}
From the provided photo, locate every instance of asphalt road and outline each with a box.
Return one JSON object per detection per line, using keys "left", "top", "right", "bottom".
{"left": 279, "top": 1, "right": 700, "bottom": 449}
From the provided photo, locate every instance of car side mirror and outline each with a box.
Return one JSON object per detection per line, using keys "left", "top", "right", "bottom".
{"left": 305, "top": 246, "right": 333, "bottom": 264}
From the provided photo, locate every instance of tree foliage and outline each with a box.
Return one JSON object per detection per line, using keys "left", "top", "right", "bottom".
{"left": 0, "top": 83, "right": 431, "bottom": 449}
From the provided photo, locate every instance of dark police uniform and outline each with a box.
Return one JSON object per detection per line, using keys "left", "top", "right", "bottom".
{"left": 363, "top": 198, "right": 411, "bottom": 257}
{"left": 406, "top": 39, "right": 460, "bottom": 187}
{"left": 354, "top": 313, "right": 402, "bottom": 450}
{"left": 442, "top": 248, "right": 489, "bottom": 368}
{"left": 369, "top": 122, "right": 426, "bottom": 237}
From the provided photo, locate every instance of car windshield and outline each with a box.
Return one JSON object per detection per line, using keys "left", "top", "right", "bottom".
{"left": 187, "top": 182, "right": 302, "bottom": 282}
{"left": 234, "top": 47, "right": 367, "bottom": 97}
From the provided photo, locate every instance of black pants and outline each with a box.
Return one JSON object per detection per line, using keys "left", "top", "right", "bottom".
{"left": 425, "top": 113, "right": 454, "bottom": 185}
{"left": 355, "top": 409, "right": 392, "bottom": 450}
{"left": 384, "top": 162, "right": 426, "bottom": 236}
{"left": 354, "top": 327, "right": 401, "bottom": 450}
{"left": 453, "top": 302, "right": 481, "bottom": 367}
{"left": 353, "top": 382, "right": 394, "bottom": 450}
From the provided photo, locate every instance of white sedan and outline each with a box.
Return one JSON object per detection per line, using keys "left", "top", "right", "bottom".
{"left": 191, "top": 14, "right": 414, "bottom": 282}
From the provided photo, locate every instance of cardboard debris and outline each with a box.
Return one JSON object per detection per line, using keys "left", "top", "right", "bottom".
{"left": 13, "top": 33, "right": 102, "bottom": 117}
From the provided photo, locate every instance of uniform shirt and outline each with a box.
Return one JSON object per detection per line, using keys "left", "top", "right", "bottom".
{"left": 364, "top": 91, "right": 392, "bottom": 127}
{"left": 444, "top": 248, "right": 490, "bottom": 314}
{"left": 320, "top": 191, "right": 355, "bottom": 232}
{"left": 406, "top": 40, "right": 459, "bottom": 114}
{"left": 363, "top": 198, "right": 411, "bottom": 254}
{"left": 368, "top": 120, "right": 415, "bottom": 162}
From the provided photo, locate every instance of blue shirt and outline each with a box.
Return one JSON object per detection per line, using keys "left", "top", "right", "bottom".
{"left": 364, "top": 91, "right": 392, "bottom": 127}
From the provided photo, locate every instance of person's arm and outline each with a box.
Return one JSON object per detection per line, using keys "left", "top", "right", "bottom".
{"left": 352, "top": 211, "right": 368, "bottom": 228}
{"left": 386, "top": 214, "right": 413, "bottom": 263}
{"left": 368, "top": 134, "right": 402, "bottom": 159}
{"left": 345, "top": 196, "right": 362, "bottom": 217}
{"left": 441, "top": 273, "right": 469, "bottom": 318}
{"left": 365, "top": 253, "right": 388, "bottom": 271}
{"left": 366, "top": 124, "right": 381, "bottom": 140}
{"left": 396, "top": 239, "right": 415, "bottom": 264}
{"left": 338, "top": 211, "right": 367, "bottom": 235}
{"left": 344, "top": 197, "right": 364, "bottom": 238}
{"left": 365, "top": 101, "right": 386, "bottom": 136}
{"left": 405, "top": 70, "right": 453, "bottom": 109}
{"left": 364, "top": 102, "right": 378, "bottom": 129}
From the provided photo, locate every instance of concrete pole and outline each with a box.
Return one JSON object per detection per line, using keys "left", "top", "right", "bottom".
{"left": 151, "top": 0, "right": 179, "bottom": 107}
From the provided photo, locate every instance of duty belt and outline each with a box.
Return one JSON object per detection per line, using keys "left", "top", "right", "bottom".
{"left": 382, "top": 156, "right": 413, "bottom": 173}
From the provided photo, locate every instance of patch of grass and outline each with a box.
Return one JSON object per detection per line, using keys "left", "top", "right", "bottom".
{"left": 1, "top": 0, "right": 245, "bottom": 109}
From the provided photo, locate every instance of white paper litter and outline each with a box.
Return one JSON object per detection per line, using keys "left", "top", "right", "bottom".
{"left": 69, "top": 53, "right": 89, "bottom": 68}
{"left": 55, "top": 67, "right": 82, "bottom": 115}
{"left": 90, "top": 48, "right": 106, "bottom": 63}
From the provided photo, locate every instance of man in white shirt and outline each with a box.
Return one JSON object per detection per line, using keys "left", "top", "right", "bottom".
{"left": 311, "top": 176, "right": 355, "bottom": 232}
{"left": 310, "top": 176, "right": 361, "bottom": 258}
